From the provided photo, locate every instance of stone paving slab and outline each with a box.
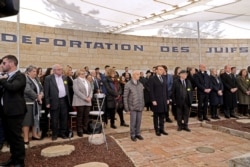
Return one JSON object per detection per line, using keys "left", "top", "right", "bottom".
{"left": 115, "top": 127, "right": 250, "bottom": 167}
{"left": 74, "top": 162, "right": 109, "bottom": 167}
{"left": 41, "top": 144, "right": 75, "bottom": 157}
{"left": 2, "top": 110, "right": 250, "bottom": 167}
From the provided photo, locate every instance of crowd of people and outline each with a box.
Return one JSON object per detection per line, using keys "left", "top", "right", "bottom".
{"left": 0, "top": 54, "right": 249, "bottom": 166}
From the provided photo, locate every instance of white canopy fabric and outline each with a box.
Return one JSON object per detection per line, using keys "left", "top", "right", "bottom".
{"left": 1, "top": 0, "right": 250, "bottom": 39}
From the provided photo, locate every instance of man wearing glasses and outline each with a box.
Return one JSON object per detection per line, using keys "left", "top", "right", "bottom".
{"left": 0, "top": 55, "right": 26, "bottom": 167}
{"left": 44, "top": 64, "right": 71, "bottom": 141}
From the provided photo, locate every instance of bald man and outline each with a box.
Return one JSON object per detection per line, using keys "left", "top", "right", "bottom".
{"left": 44, "top": 64, "right": 71, "bottom": 140}
{"left": 194, "top": 64, "right": 212, "bottom": 122}
{"left": 124, "top": 70, "right": 145, "bottom": 141}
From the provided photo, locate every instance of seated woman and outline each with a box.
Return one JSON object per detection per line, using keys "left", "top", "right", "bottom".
{"left": 23, "top": 65, "right": 44, "bottom": 146}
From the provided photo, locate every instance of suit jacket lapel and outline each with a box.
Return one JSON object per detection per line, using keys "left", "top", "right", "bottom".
{"left": 78, "top": 78, "right": 87, "bottom": 94}
{"left": 51, "top": 75, "right": 59, "bottom": 91}
{"left": 7, "top": 70, "right": 20, "bottom": 82}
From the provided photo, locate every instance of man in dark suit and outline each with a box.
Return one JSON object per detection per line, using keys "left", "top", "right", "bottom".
{"left": 44, "top": 64, "right": 71, "bottom": 140}
{"left": 0, "top": 55, "right": 26, "bottom": 167}
{"left": 149, "top": 65, "right": 169, "bottom": 136}
{"left": 220, "top": 65, "right": 238, "bottom": 118}
{"left": 172, "top": 70, "right": 193, "bottom": 132}
{"left": 162, "top": 65, "right": 173, "bottom": 123}
{"left": 209, "top": 68, "right": 223, "bottom": 119}
{"left": 194, "top": 64, "right": 212, "bottom": 122}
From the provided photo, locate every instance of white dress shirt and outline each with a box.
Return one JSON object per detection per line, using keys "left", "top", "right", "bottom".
{"left": 55, "top": 75, "right": 66, "bottom": 98}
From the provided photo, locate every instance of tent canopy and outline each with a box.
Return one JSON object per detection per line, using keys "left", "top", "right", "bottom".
{"left": 1, "top": 0, "right": 250, "bottom": 38}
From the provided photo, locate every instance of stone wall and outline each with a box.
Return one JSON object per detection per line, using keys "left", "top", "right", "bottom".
{"left": 0, "top": 20, "right": 249, "bottom": 72}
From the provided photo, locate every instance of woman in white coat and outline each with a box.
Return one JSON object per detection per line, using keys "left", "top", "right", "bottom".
{"left": 72, "top": 69, "right": 93, "bottom": 137}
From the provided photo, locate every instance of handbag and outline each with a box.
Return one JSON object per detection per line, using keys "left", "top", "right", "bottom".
{"left": 88, "top": 120, "right": 102, "bottom": 134}
{"left": 116, "top": 97, "right": 124, "bottom": 109}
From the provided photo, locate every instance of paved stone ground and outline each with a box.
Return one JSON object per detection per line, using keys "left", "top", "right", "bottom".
{"left": 110, "top": 111, "right": 250, "bottom": 167}
{"left": 2, "top": 110, "right": 250, "bottom": 167}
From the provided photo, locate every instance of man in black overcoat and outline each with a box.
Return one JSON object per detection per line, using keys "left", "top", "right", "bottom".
{"left": 149, "top": 65, "right": 169, "bottom": 136}
{"left": 172, "top": 70, "right": 193, "bottom": 132}
{"left": 194, "top": 64, "right": 212, "bottom": 122}
{"left": 220, "top": 65, "right": 238, "bottom": 118}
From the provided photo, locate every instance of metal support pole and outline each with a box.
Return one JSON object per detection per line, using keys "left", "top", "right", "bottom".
{"left": 17, "top": 12, "right": 20, "bottom": 69}
{"left": 197, "top": 21, "right": 201, "bottom": 64}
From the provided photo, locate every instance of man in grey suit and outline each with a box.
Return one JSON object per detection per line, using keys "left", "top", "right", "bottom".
{"left": 124, "top": 70, "right": 144, "bottom": 142}
{"left": 44, "top": 64, "right": 71, "bottom": 140}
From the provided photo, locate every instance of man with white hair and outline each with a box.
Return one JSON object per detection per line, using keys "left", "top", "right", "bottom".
{"left": 44, "top": 64, "right": 71, "bottom": 140}
{"left": 123, "top": 70, "right": 144, "bottom": 142}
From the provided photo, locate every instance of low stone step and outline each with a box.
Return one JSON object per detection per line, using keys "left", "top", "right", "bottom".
{"left": 229, "top": 153, "right": 250, "bottom": 167}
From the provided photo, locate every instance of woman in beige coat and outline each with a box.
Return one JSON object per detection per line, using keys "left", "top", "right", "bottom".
{"left": 236, "top": 69, "right": 250, "bottom": 116}
{"left": 72, "top": 69, "right": 93, "bottom": 137}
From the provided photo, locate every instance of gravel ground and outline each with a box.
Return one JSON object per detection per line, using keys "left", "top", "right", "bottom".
{"left": 0, "top": 136, "right": 135, "bottom": 167}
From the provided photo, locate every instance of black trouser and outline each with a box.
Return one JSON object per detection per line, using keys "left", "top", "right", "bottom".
{"left": 165, "top": 104, "right": 170, "bottom": 120}
{"left": 2, "top": 115, "right": 25, "bottom": 165}
{"left": 50, "top": 98, "right": 68, "bottom": 137}
{"left": 224, "top": 106, "right": 235, "bottom": 117}
{"left": 40, "top": 107, "right": 50, "bottom": 137}
{"left": 171, "top": 104, "right": 177, "bottom": 120}
{"left": 0, "top": 117, "right": 5, "bottom": 144}
{"left": 76, "top": 106, "right": 90, "bottom": 133}
{"left": 153, "top": 112, "right": 165, "bottom": 132}
{"left": 176, "top": 103, "right": 189, "bottom": 128}
{"left": 198, "top": 94, "right": 209, "bottom": 119}
{"left": 210, "top": 105, "right": 219, "bottom": 118}
{"left": 117, "top": 107, "right": 125, "bottom": 125}
{"left": 238, "top": 104, "right": 248, "bottom": 115}
{"left": 145, "top": 102, "right": 151, "bottom": 111}
{"left": 106, "top": 108, "right": 115, "bottom": 125}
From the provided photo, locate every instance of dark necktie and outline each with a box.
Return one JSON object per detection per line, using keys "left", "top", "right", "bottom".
{"left": 159, "top": 76, "right": 163, "bottom": 83}
{"left": 182, "top": 80, "right": 186, "bottom": 88}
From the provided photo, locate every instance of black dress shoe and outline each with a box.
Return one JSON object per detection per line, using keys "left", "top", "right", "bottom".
{"left": 14, "top": 163, "right": 25, "bottom": 167}
{"left": 198, "top": 117, "right": 203, "bottom": 122}
{"left": 77, "top": 132, "right": 83, "bottom": 137}
{"left": 203, "top": 117, "right": 211, "bottom": 121}
{"left": 155, "top": 131, "right": 161, "bottom": 136}
{"left": 111, "top": 125, "right": 117, "bottom": 129}
{"left": 135, "top": 135, "right": 144, "bottom": 140}
{"left": 0, "top": 158, "right": 13, "bottom": 166}
{"left": 177, "top": 127, "right": 182, "bottom": 131}
{"left": 215, "top": 116, "right": 220, "bottom": 119}
{"left": 131, "top": 136, "right": 137, "bottom": 142}
{"left": 60, "top": 134, "right": 67, "bottom": 139}
{"left": 161, "top": 131, "right": 168, "bottom": 135}
{"left": 225, "top": 115, "right": 230, "bottom": 119}
{"left": 120, "top": 123, "right": 129, "bottom": 127}
{"left": 183, "top": 127, "right": 191, "bottom": 132}
{"left": 52, "top": 136, "right": 57, "bottom": 141}
{"left": 32, "top": 136, "right": 42, "bottom": 140}
{"left": 0, "top": 143, "right": 3, "bottom": 150}
{"left": 165, "top": 118, "right": 173, "bottom": 123}
{"left": 160, "top": 130, "right": 168, "bottom": 135}
{"left": 230, "top": 114, "right": 239, "bottom": 119}
{"left": 83, "top": 131, "right": 90, "bottom": 135}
